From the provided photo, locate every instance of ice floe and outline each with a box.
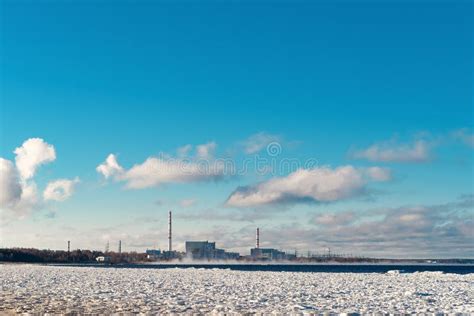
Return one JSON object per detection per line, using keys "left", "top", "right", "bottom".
{"left": 0, "top": 264, "right": 473, "bottom": 314}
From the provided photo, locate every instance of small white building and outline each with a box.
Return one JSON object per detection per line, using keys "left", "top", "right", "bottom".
{"left": 96, "top": 256, "right": 111, "bottom": 263}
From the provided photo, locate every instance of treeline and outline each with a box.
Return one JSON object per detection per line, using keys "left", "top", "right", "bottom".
{"left": 0, "top": 248, "right": 148, "bottom": 263}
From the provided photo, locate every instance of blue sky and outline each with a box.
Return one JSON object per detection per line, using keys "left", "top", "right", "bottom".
{"left": 1, "top": 1, "right": 473, "bottom": 258}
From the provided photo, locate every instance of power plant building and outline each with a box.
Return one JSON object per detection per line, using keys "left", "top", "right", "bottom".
{"left": 250, "top": 227, "right": 293, "bottom": 260}
{"left": 185, "top": 241, "right": 239, "bottom": 260}
{"left": 250, "top": 248, "right": 289, "bottom": 260}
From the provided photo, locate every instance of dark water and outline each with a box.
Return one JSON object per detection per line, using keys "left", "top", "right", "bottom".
{"left": 52, "top": 263, "right": 474, "bottom": 274}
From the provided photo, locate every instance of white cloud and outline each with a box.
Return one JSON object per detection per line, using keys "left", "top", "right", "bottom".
{"left": 123, "top": 157, "right": 226, "bottom": 189}
{"left": 179, "top": 198, "right": 197, "bottom": 208}
{"left": 96, "top": 154, "right": 124, "bottom": 179}
{"left": 365, "top": 167, "right": 392, "bottom": 181}
{"left": 13, "top": 182, "right": 39, "bottom": 216}
{"left": 0, "top": 157, "right": 38, "bottom": 218}
{"left": 43, "top": 177, "right": 80, "bottom": 202}
{"left": 242, "top": 132, "right": 280, "bottom": 154}
{"left": 14, "top": 138, "right": 56, "bottom": 180}
{"left": 1, "top": 138, "right": 78, "bottom": 219}
{"left": 226, "top": 165, "right": 390, "bottom": 207}
{"left": 0, "top": 158, "right": 22, "bottom": 208}
{"left": 97, "top": 142, "right": 229, "bottom": 189}
{"left": 352, "top": 139, "right": 431, "bottom": 163}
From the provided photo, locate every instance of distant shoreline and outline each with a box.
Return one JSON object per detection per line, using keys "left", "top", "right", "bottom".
{"left": 45, "top": 261, "right": 474, "bottom": 266}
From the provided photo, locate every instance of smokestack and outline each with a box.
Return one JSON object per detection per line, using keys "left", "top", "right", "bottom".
{"left": 67, "top": 240, "right": 70, "bottom": 253}
{"left": 256, "top": 227, "right": 260, "bottom": 249}
{"left": 168, "top": 210, "right": 172, "bottom": 252}
{"left": 118, "top": 240, "right": 122, "bottom": 254}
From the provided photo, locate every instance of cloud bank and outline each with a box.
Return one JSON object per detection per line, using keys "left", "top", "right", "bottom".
{"left": 226, "top": 165, "right": 391, "bottom": 207}
{"left": 303, "top": 195, "right": 474, "bottom": 257}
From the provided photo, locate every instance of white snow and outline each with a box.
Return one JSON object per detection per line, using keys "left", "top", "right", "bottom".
{"left": 1, "top": 264, "right": 473, "bottom": 314}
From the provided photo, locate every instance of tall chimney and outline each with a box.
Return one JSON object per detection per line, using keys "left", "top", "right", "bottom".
{"left": 67, "top": 240, "right": 70, "bottom": 253}
{"left": 118, "top": 240, "right": 122, "bottom": 254}
{"left": 256, "top": 227, "right": 260, "bottom": 249}
{"left": 168, "top": 210, "right": 172, "bottom": 252}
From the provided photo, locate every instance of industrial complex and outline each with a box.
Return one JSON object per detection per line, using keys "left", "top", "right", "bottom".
{"left": 143, "top": 211, "right": 296, "bottom": 261}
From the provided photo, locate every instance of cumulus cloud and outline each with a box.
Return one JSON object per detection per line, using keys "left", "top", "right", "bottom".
{"left": 1, "top": 138, "right": 77, "bottom": 219}
{"left": 12, "top": 182, "right": 39, "bottom": 216}
{"left": 14, "top": 138, "right": 56, "bottom": 180}
{"left": 0, "top": 158, "right": 22, "bottom": 208}
{"left": 351, "top": 139, "right": 431, "bottom": 163}
{"left": 124, "top": 158, "right": 226, "bottom": 189}
{"left": 226, "top": 165, "right": 391, "bottom": 207}
{"left": 96, "top": 154, "right": 124, "bottom": 179}
{"left": 97, "top": 142, "right": 230, "bottom": 189}
{"left": 0, "top": 158, "right": 39, "bottom": 218}
{"left": 241, "top": 132, "right": 280, "bottom": 154}
{"left": 43, "top": 177, "right": 80, "bottom": 202}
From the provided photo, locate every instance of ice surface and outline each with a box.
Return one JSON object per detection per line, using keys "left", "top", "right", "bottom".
{"left": 1, "top": 264, "right": 473, "bottom": 314}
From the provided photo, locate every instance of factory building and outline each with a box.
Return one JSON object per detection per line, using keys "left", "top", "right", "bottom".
{"left": 186, "top": 241, "right": 216, "bottom": 259}
{"left": 250, "top": 227, "right": 293, "bottom": 260}
{"left": 250, "top": 248, "right": 288, "bottom": 260}
{"left": 185, "top": 241, "right": 239, "bottom": 260}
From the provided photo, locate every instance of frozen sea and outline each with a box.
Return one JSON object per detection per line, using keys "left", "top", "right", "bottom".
{"left": 1, "top": 264, "right": 473, "bottom": 314}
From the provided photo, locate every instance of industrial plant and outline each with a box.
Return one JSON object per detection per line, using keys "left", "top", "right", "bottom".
{"left": 143, "top": 211, "right": 297, "bottom": 262}
{"left": 4, "top": 210, "right": 453, "bottom": 265}
{"left": 185, "top": 241, "right": 240, "bottom": 260}
{"left": 249, "top": 228, "right": 296, "bottom": 260}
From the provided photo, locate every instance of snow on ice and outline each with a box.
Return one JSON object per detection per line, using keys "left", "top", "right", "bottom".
{"left": 1, "top": 264, "right": 473, "bottom": 314}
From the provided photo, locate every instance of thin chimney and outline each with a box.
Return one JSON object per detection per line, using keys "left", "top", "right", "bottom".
{"left": 67, "top": 240, "right": 70, "bottom": 253}
{"left": 256, "top": 227, "right": 260, "bottom": 249}
{"left": 118, "top": 240, "right": 122, "bottom": 254}
{"left": 168, "top": 211, "right": 172, "bottom": 252}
